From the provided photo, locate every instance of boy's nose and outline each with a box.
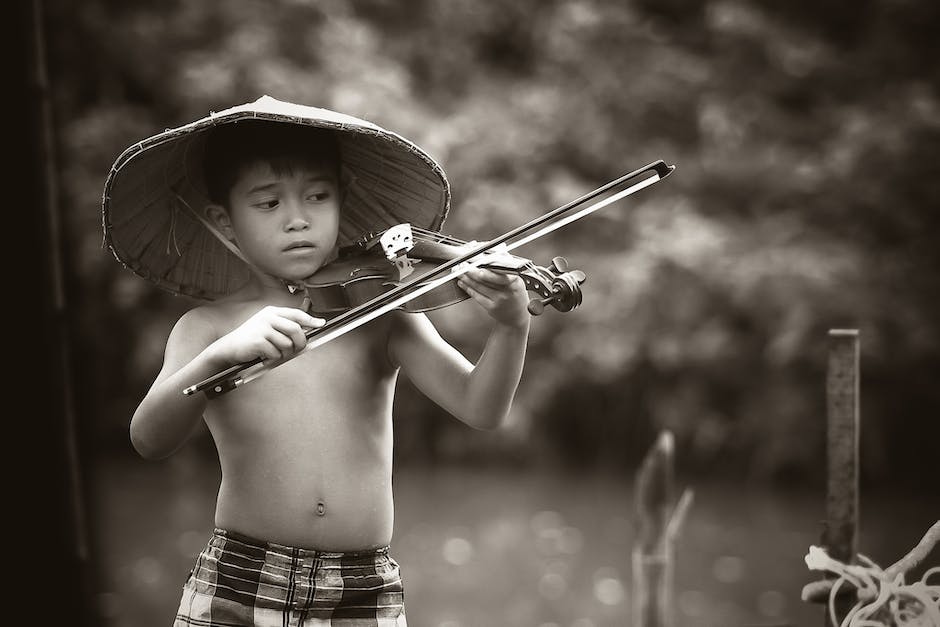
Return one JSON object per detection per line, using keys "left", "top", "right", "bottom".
{"left": 285, "top": 216, "right": 309, "bottom": 231}
{"left": 283, "top": 201, "right": 310, "bottom": 231}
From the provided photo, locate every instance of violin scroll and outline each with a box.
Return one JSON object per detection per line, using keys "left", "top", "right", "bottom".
{"left": 521, "top": 256, "right": 586, "bottom": 315}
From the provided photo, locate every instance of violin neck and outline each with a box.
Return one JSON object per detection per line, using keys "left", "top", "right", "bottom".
{"left": 409, "top": 238, "right": 527, "bottom": 271}
{"left": 409, "top": 238, "right": 463, "bottom": 261}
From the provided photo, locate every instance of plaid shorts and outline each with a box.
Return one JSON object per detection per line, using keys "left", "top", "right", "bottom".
{"left": 174, "top": 528, "right": 406, "bottom": 627}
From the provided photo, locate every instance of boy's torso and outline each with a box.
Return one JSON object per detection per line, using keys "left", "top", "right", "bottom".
{"left": 197, "top": 298, "right": 400, "bottom": 551}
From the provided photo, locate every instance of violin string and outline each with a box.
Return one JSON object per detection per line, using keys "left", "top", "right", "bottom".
{"left": 409, "top": 226, "right": 464, "bottom": 245}
{"left": 409, "top": 227, "right": 509, "bottom": 254}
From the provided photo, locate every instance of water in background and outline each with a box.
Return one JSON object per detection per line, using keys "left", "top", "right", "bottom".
{"left": 89, "top": 451, "right": 937, "bottom": 627}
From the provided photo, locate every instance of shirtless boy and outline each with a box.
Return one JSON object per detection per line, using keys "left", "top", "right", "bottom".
{"left": 103, "top": 96, "right": 530, "bottom": 626}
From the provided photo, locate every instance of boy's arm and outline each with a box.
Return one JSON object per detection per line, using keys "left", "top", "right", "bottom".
{"left": 389, "top": 268, "right": 531, "bottom": 430}
{"left": 129, "top": 308, "right": 226, "bottom": 459}
{"left": 130, "top": 305, "right": 323, "bottom": 459}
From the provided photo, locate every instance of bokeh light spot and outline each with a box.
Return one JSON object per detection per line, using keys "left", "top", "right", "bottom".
{"left": 593, "top": 576, "right": 625, "bottom": 606}
{"left": 442, "top": 537, "right": 473, "bottom": 565}
{"left": 592, "top": 566, "right": 625, "bottom": 606}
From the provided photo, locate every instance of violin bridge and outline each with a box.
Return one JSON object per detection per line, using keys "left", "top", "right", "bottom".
{"left": 379, "top": 224, "right": 416, "bottom": 281}
{"left": 380, "top": 223, "right": 415, "bottom": 260}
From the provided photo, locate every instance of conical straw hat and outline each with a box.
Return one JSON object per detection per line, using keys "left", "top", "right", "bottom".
{"left": 102, "top": 95, "right": 451, "bottom": 300}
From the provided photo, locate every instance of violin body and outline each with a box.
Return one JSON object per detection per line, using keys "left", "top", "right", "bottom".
{"left": 303, "top": 248, "right": 472, "bottom": 314}
{"left": 302, "top": 230, "right": 585, "bottom": 316}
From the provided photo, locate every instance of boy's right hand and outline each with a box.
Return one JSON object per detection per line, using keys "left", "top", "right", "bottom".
{"left": 208, "top": 306, "right": 325, "bottom": 365}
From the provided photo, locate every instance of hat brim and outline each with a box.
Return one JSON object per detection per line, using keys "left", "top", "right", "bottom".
{"left": 102, "top": 95, "right": 451, "bottom": 300}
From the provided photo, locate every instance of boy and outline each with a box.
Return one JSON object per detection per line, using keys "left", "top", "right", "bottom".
{"left": 103, "top": 96, "right": 531, "bottom": 626}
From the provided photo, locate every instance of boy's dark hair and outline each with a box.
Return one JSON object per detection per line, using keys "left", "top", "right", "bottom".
{"left": 203, "top": 120, "right": 341, "bottom": 206}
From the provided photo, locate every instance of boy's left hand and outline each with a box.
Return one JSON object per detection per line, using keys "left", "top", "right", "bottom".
{"left": 457, "top": 268, "right": 530, "bottom": 329}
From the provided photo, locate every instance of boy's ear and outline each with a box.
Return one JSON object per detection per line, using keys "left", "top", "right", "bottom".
{"left": 205, "top": 204, "right": 235, "bottom": 240}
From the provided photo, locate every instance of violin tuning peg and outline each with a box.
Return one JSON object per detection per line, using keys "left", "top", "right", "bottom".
{"left": 570, "top": 270, "right": 586, "bottom": 284}
{"left": 551, "top": 256, "right": 569, "bottom": 273}
{"left": 527, "top": 298, "right": 547, "bottom": 316}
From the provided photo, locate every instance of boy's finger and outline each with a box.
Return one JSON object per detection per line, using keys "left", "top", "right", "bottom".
{"left": 460, "top": 276, "right": 503, "bottom": 300}
{"left": 280, "top": 307, "right": 326, "bottom": 328}
{"left": 466, "top": 268, "right": 512, "bottom": 287}
{"left": 258, "top": 339, "right": 284, "bottom": 363}
{"left": 265, "top": 329, "right": 295, "bottom": 354}
{"left": 301, "top": 317, "right": 326, "bottom": 331}
{"left": 270, "top": 319, "right": 308, "bottom": 351}
{"left": 457, "top": 278, "right": 496, "bottom": 307}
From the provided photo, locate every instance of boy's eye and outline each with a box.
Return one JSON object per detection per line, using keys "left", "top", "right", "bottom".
{"left": 254, "top": 199, "right": 279, "bottom": 210}
{"left": 307, "top": 191, "right": 331, "bottom": 202}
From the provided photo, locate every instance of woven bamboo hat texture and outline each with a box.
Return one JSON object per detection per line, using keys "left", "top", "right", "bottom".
{"left": 103, "top": 95, "right": 451, "bottom": 300}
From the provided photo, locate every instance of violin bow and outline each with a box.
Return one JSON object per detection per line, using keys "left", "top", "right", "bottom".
{"left": 184, "top": 159, "right": 675, "bottom": 397}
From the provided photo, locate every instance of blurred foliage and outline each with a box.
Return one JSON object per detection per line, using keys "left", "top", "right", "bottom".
{"left": 44, "top": 0, "right": 940, "bottom": 487}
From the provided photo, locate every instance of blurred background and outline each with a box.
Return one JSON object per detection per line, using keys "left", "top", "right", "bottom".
{"left": 29, "top": 0, "right": 939, "bottom": 625}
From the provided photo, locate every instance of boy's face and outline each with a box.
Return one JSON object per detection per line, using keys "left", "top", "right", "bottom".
{"left": 210, "top": 159, "right": 341, "bottom": 284}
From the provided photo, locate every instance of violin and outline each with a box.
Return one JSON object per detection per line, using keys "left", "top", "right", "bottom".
{"left": 184, "top": 159, "right": 675, "bottom": 398}
{"left": 303, "top": 224, "right": 586, "bottom": 317}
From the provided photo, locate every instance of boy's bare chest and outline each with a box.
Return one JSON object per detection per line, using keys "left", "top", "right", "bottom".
{"left": 273, "top": 329, "right": 393, "bottom": 394}
{"left": 205, "top": 318, "right": 397, "bottom": 430}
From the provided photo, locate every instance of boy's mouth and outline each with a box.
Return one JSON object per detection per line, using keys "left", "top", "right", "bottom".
{"left": 284, "top": 240, "right": 316, "bottom": 251}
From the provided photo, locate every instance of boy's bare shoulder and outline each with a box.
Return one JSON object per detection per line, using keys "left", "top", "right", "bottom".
{"left": 170, "top": 298, "right": 245, "bottom": 345}
{"left": 166, "top": 303, "right": 218, "bottom": 346}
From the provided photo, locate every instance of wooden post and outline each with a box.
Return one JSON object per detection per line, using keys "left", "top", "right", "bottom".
{"left": 633, "top": 431, "right": 693, "bottom": 627}
{"left": 823, "top": 329, "right": 860, "bottom": 624}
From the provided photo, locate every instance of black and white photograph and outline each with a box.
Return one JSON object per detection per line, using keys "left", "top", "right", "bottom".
{"left": 25, "top": 0, "right": 939, "bottom": 625}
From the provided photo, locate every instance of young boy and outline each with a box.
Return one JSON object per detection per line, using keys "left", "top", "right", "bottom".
{"left": 102, "top": 96, "right": 531, "bottom": 626}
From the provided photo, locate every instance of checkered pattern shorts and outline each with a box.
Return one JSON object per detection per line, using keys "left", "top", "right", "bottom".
{"left": 173, "top": 528, "right": 407, "bottom": 626}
